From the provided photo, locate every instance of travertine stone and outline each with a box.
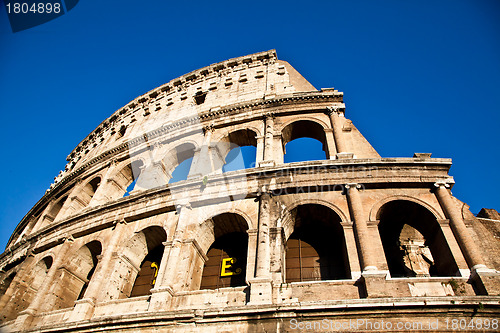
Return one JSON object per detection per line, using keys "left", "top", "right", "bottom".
{"left": 0, "top": 50, "right": 498, "bottom": 333}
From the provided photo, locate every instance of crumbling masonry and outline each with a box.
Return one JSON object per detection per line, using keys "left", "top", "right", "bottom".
{"left": 1, "top": 50, "right": 499, "bottom": 332}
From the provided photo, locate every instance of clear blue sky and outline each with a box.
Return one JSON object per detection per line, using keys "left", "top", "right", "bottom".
{"left": 0, "top": 0, "right": 499, "bottom": 250}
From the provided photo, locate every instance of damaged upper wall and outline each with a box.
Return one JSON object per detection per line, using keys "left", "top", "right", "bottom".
{"left": 62, "top": 50, "right": 320, "bottom": 174}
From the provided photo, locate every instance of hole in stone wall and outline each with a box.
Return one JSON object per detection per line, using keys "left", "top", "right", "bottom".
{"left": 194, "top": 92, "right": 207, "bottom": 105}
{"left": 118, "top": 125, "right": 127, "bottom": 137}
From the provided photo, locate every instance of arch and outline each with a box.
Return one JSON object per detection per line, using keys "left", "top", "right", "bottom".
{"left": 278, "top": 117, "right": 330, "bottom": 134}
{"left": 40, "top": 195, "right": 68, "bottom": 226}
{"left": 284, "top": 204, "right": 350, "bottom": 282}
{"left": 0, "top": 256, "right": 53, "bottom": 321}
{"left": 164, "top": 142, "right": 197, "bottom": 183}
{"left": 369, "top": 195, "right": 444, "bottom": 222}
{"left": 281, "top": 199, "right": 348, "bottom": 241}
{"left": 198, "top": 213, "right": 249, "bottom": 290}
{"left": 217, "top": 129, "right": 258, "bottom": 173}
{"left": 280, "top": 120, "right": 330, "bottom": 161}
{"left": 46, "top": 241, "right": 102, "bottom": 310}
{"left": 212, "top": 125, "right": 262, "bottom": 143}
{"left": 102, "top": 159, "right": 144, "bottom": 197}
{"left": 65, "top": 176, "right": 102, "bottom": 214}
{"left": 116, "top": 226, "right": 167, "bottom": 298}
{"left": 377, "top": 200, "right": 459, "bottom": 278}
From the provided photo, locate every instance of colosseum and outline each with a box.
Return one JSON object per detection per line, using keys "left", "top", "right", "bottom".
{"left": 0, "top": 50, "right": 499, "bottom": 332}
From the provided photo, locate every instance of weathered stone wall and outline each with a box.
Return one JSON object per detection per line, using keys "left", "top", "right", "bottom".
{"left": 0, "top": 50, "right": 498, "bottom": 332}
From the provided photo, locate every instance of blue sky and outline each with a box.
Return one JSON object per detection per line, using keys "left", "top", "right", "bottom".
{"left": 0, "top": 0, "right": 499, "bottom": 250}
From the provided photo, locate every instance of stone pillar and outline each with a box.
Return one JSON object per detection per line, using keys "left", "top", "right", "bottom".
{"left": 249, "top": 193, "right": 273, "bottom": 304}
{"left": 345, "top": 184, "right": 376, "bottom": 271}
{"left": 90, "top": 160, "right": 117, "bottom": 206}
{"left": 434, "top": 183, "right": 484, "bottom": 269}
{"left": 255, "top": 193, "right": 272, "bottom": 277}
{"left": 324, "top": 128, "right": 337, "bottom": 160}
{"left": 259, "top": 114, "right": 275, "bottom": 167}
{"left": 149, "top": 207, "right": 189, "bottom": 310}
{"left": 134, "top": 161, "right": 169, "bottom": 192}
{"left": 149, "top": 239, "right": 186, "bottom": 311}
{"left": 340, "top": 222, "right": 361, "bottom": 280}
{"left": 345, "top": 184, "right": 387, "bottom": 298}
{"left": 69, "top": 221, "right": 126, "bottom": 321}
{"left": 188, "top": 126, "right": 215, "bottom": 178}
{"left": 255, "top": 136, "right": 265, "bottom": 166}
{"left": 327, "top": 106, "right": 350, "bottom": 158}
{"left": 434, "top": 182, "right": 500, "bottom": 295}
{"left": 245, "top": 229, "right": 258, "bottom": 283}
{"left": 15, "top": 237, "right": 74, "bottom": 329}
{"left": 0, "top": 253, "right": 36, "bottom": 320}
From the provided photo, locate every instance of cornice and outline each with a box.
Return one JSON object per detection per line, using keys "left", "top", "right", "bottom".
{"left": 3, "top": 157, "right": 452, "bottom": 256}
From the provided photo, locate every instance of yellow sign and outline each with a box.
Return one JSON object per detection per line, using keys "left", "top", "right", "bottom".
{"left": 150, "top": 262, "right": 159, "bottom": 285}
{"left": 220, "top": 258, "right": 242, "bottom": 277}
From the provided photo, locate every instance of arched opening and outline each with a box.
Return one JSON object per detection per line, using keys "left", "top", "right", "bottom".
{"left": 129, "top": 245, "right": 164, "bottom": 297}
{"left": 84, "top": 177, "right": 101, "bottom": 202}
{"left": 166, "top": 143, "right": 196, "bottom": 183}
{"left": 48, "top": 241, "right": 101, "bottom": 310}
{"left": 66, "top": 177, "right": 102, "bottom": 213}
{"left": 120, "top": 160, "right": 144, "bottom": 196}
{"left": 200, "top": 213, "right": 249, "bottom": 290}
{"left": 285, "top": 204, "right": 349, "bottom": 282}
{"left": 41, "top": 195, "right": 68, "bottom": 225}
{"left": 219, "top": 129, "right": 257, "bottom": 173}
{"left": 1, "top": 257, "right": 53, "bottom": 321}
{"left": 119, "top": 226, "right": 167, "bottom": 298}
{"left": 377, "top": 200, "right": 459, "bottom": 277}
{"left": 222, "top": 146, "right": 257, "bottom": 172}
{"left": 0, "top": 272, "right": 16, "bottom": 299}
{"left": 282, "top": 120, "right": 329, "bottom": 163}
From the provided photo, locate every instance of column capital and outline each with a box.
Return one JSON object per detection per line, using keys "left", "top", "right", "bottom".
{"left": 175, "top": 201, "right": 192, "bottom": 214}
{"left": 264, "top": 112, "right": 275, "bottom": 120}
{"left": 112, "top": 219, "right": 127, "bottom": 229}
{"left": 60, "top": 235, "right": 75, "bottom": 244}
{"left": 202, "top": 124, "right": 215, "bottom": 134}
{"left": 326, "top": 105, "right": 345, "bottom": 116}
{"left": 433, "top": 181, "right": 451, "bottom": 189}
{"left": 345, "top": 183, "right": 362, "bottom": 190}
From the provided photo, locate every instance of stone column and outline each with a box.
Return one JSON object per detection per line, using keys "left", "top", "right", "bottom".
{"left": 188, "top": 126, "right": 215, "bottom": 178}
{"left": 434, "top": 182, "right": 499, "bottom": 295}
{"left": 90, "top": 160, "right": 117, "bottom": 206}
{"left": 434, "top": 182, "right": 484, "bottom": 269}
{"left": 0, "top": 253, "right": 36, "bottom": 320}
{"left": 340, "top": 222, "right": 361, "bottom": 280}
{"left": 249, "top": 192, "right": 273, "bottom": 304}
{"left": 148, "top": 240, "right": 179, "bottom": 311}
{"left": 346, "top": 184, "right": 388, "bottom": 298}
{"left": 255, "top": 193, "right": 272, "bottom": 277}
{"left": 149, "top": 207, "right": 189, "bottom": 310}
{"left": 345, "top": 184, "right": 376, "bottom": 271}
{"left": 259, "top": 114, "right": 275, "bottom": 167}
{"left": 70, "top": 221, "right": 126, "bottom": 321}
{"left": 324, "top": 128, "right": 337, "bottom": 160}
{"left": 327, "top": 106, "right": 350, "bottom": 158}
{"left": 134, "top": 161, "right": 169, "bottom": 192}
{"left": 15, "top": 237, "right": 74, "bottom": 329}
{"left": 255, "top": 136, "right": 265, "bottom": 166}
{"left": 245, "top": 228, "right": 258, "bottom": 282}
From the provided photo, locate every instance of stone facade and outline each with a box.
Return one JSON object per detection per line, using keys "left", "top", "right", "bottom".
{"left": 0, "top": 50, "right": 499, "bottom": 332}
